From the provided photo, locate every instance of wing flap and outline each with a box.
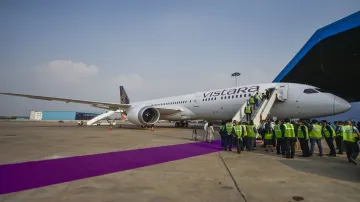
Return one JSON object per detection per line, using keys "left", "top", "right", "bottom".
{"left": 0, "top": 93, "right": 131, "bottom": 110}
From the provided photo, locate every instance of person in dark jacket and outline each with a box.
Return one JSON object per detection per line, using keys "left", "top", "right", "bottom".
{"left": 265, "top": 89, "right": 271, "bottom": 99}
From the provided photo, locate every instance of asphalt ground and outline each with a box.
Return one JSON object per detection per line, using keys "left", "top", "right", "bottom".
{"left": 0, "top": 121, "right": 359, "bottom": 202}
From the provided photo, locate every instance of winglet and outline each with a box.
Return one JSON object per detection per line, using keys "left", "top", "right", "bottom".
{"left": 119, "top": 86, "right": 130, "bottom": 104}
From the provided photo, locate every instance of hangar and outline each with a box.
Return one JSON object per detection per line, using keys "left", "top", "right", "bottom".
{"left": 273, "top": 11, "right": 360, "bottom": 102}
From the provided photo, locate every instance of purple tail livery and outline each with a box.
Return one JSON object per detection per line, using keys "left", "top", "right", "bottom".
{"left": 119, "top": 86, "right": 130, "bottom": 104}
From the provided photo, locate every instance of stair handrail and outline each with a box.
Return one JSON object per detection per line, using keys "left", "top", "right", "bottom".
{"left": 253, "top": 90, "right": 278, "bottom": 127}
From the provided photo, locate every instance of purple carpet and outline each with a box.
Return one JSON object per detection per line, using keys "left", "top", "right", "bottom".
{"left": 0, "top": 140, "right": 223, "bottom": 195}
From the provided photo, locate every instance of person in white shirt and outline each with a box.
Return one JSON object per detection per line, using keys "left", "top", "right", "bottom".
{"left": 206, "top": 122, "right": 215, "bottom": 143}
{"left": 270, "top": 121, "right": 275, "bottom": 130}
{"left": 203, "top": 122, "right": 208, "bottom": 141}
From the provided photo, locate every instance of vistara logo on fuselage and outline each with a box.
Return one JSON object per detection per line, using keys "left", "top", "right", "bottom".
{"left": 203, "top": 86, "right": 260, "bottom": 98}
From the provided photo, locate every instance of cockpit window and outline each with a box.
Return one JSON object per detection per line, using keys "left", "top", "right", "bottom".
{"left": 303, "top": 88, "right": 319, "bottom": 94}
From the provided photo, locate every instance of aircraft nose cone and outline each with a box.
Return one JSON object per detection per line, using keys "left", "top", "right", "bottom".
{"left": 334, "top": 96, "right": 351, "bottom": 114}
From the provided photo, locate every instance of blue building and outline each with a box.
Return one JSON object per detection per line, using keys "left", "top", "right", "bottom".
{"left": 41, "top": 111, "right": 102, "bottom": 120}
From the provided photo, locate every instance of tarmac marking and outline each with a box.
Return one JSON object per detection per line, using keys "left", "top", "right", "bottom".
{"left": 0, "top": 140, "right": 222, "bottom": 195}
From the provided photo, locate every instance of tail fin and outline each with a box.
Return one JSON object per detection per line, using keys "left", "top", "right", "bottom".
{"left": 119, "top": 86, "right": 130, "bottom": 104}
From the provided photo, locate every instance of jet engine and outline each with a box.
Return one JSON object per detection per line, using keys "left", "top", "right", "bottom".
{"left": 126, "top": 106, "right": 160, "bottom": 126}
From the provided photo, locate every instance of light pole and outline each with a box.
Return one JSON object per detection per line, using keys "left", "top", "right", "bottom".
{"left": 231, "top": 72, "right": 241, "bottom": 86}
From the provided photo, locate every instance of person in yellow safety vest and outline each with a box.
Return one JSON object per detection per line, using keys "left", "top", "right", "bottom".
{"left": 232, "top": 120, "right": 238, "bottom": 147}
{"left": 249, "top": 96, "right": 255, "bottom": 110}
{"left": 241, "top": 121, "right": 248, "bottom": 151}
{"left": 274, "top": 120, "right": 285, "bottom": 155}
{"left": 225, "top": 120, "right": 235, "bottom": 151}
{"left": 219, "top": 121, "right": 227, "bottom": 150}
{"left": 263, "top": 120, "right": 275, "bottom": 152}
{"left": 321, "top": 120, "right": 336, "bottom": 157}
{"left": 254, "top": 92, "right": 261, "bottom": 109}
{"left": 246, "top": 120, "right": 257, "bottom": 151}
{"left": 308, "top": 119, "right": 323, "bottom": 156}
{"left": 244, "top": 103, "right": 252, "bottom": 123}
{"left": 282, "top": 118, "right": 296, "bottom": 158}
{"left": 297, "top": 120, "right": 310, "bottom": 157}
{"left": 334, "top": 121, "right": 344, "bottom": 154}
{"left": 340, "top": 121, "right": 360, "bottom": 165}
{"left": 233, "top": 121, "right": 244, "bottom": 154}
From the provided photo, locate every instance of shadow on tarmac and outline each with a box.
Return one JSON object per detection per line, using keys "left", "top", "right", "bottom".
{"left": 251, "top": 146, "right": 360, "bottom": 183}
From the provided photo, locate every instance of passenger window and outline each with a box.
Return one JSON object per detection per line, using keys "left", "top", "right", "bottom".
{"left": 240, "top": 95, "right": 242, "bottom": 98}
{"left": 214, "top": 97, "right": 216, "bottom": 100}
{"left": 303, "top": 89, "right": 319, "bottom": 94}
{"left": 224, "top": 96, "right": 226, "bottom": 99}
{"left": 248, "top": 93, "right": 251, "bottom": 97}
{"left": 236, "top": 95, "right": 238, "bottom": 98}
{"left": 228, "top": 96, "right": 230, "bottom": 99}
{"left": 244, "top": 94, "right": 246, "bottom": 97}
{"left": 232, "top": 95, "right": 234, "bottom": 98}
{"left": 221, "top": 97, "right": 223, "bottom": 99}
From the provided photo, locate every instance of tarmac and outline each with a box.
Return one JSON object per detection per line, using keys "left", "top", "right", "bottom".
{"left": 0, "top": 121, "right": 359, "bottom": 202}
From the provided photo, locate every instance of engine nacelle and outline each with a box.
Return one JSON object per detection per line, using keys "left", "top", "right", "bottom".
{"left": 126, "top": 106, "right": 160, "bottom": 126}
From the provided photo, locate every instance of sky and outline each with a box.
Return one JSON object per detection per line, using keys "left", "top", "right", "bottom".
{"left": 0, "top": 0, "right": 359, "bottom": 120}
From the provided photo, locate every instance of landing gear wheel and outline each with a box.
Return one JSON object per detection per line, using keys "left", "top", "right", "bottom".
{"left": 175, "top": 122, "right": 180, "bottom": 127}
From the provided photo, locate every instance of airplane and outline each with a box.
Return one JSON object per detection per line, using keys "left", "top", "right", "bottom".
{"left": 0, "top": 82, "right": 352, "bottom": 127}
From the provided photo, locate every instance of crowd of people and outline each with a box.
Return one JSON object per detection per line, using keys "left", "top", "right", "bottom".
{"left": 217, "top": 118, "right": 360, "bottom": 165}
{"left": 200, "top": 89, "right": 360, "bottom": 165}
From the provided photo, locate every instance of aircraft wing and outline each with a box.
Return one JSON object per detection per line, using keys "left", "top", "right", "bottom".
{"left": 0, "top": 92, "right": 131, "bottom": 110}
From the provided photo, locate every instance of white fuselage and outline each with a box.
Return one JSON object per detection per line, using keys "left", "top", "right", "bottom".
{"left": 130, "top": 82, "right": 351, "bottom": 121}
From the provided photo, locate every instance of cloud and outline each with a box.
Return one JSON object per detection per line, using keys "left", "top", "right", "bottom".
{"left": 112, "top": 74, "right": 146, "bottom": 91}
{"left": 0, "top": 59, "right": 278, "bottom": 115}
{"left": 37, "top": 60, "right": 99, "bottom": 83}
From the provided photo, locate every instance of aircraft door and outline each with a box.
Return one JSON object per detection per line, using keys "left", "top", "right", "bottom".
{"left": 276, "top": 84, "right": 289, "bottom": 100}
{"left": 193, "top": 93, "right": 201, "bottom": 107}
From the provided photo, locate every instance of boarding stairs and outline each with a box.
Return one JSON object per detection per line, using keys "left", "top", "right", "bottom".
{"left": 250, "top": 88, "right": 283, "bottom": 127}
{"left": 232, "top": 86, "right": 286, "bottom": 128}
{"left": 86, "top": 110, "right": 120, "bottom": 126}
{"left": 232, "top": 91, "right": 257, "bottom": 122}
